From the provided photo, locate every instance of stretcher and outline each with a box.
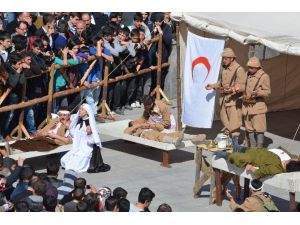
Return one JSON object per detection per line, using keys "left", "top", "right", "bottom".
{"left": 98, "top": 119, "right": 194, "bottom": 167}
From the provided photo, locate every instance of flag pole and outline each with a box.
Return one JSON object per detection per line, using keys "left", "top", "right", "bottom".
{"left": 176, "top": 22, "right": 183, "bottom": 131}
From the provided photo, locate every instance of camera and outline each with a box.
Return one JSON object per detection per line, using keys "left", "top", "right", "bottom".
{"left": 86, "top": 185, "right": 91, "bottom": 189}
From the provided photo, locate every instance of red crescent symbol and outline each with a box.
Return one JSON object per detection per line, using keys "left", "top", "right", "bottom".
{"left": 192, "top": 57, "right": 211, "bottom": 82}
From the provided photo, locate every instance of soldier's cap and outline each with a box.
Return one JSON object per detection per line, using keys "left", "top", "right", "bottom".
{"left": 249, "top": 179, "right": 263, "bottom": 192}
{"left": 221, "top": 48, "right": 236, "bottom": 58}
{"left": 247, "top": 57, "right": 261, "bottom": 68}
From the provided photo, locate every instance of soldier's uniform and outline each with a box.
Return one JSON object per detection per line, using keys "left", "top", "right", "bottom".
{"left": 242, "top": 57, "right": 271, "bottom": 147}
{"left": 212, "top": 48, "right": 246, "bottom": 137}
{"left": 230, "top": 191, "right": 274, "bottom": 212}
{"left": 124, "top": 125, "right": 182, "bottom": 143}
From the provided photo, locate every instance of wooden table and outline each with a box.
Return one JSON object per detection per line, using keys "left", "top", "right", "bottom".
{"left": 193, "top": 144, "right": 235, "bottom": 204}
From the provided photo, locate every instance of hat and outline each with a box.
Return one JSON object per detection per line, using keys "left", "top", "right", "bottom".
{"left": 221, "top": 48, "right": 236, "bottom": 58}
{"left": 249, "top": 179, "right": 263, "bottom": 192}
{"left": 247, "top": 57, "right": 261, "bottom": 68}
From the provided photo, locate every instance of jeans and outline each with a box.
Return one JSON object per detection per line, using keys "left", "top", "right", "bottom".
{"left": 53, "top": 87, "right": 68, "bottom": 114}
{"left": 24, "top": 107, "right": 36, "bottom": 134}
{"left": 2, "top": 94, "right": 19, "bottom": 138}
{"left": 81, "top": 86, "right": 101, "bottom": 116}
{"left": 125, "top": 77, "right": 136, "bottom": 105}
{"left": 1, "top": 94, "right": 37, "bottom": 137}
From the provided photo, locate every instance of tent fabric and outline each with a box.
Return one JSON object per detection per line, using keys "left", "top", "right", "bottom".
{"left": 175, "top": 14, "right": 300, "bottom": 112}
{"left": 172, "top": 12, "right": 300, "bottom": 56}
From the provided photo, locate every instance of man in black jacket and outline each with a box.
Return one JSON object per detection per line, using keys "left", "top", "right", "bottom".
{"left": 6, "top": 12, "right": 36, "bottom": 36}
{"left": 1, "top": 53, "right": 26, "bottom": 141}
{"left": 35, "top": 13, "right": 56, "bottom": 49}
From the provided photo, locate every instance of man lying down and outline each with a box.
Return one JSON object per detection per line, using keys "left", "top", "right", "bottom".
{"left": 10, "top": 106, "right": 72, "bottom": 152}
{"left": 124, "top": 95, "right": 206, "bottom": 146}
{"left": 218, "top": 147, "right": 300, "bottom": 178}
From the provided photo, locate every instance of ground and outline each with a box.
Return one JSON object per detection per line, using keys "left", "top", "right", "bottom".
{"left": 25, "top": 99, "right": 300, "bottom": 212}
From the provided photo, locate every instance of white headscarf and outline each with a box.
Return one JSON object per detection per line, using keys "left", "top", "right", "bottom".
{"left": 70, "top": 103, "right": 102, "bottom": 147}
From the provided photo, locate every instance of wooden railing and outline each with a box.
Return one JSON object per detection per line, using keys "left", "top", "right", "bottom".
{"left": 0, "top": 34, "right": 171, "bottom": 139}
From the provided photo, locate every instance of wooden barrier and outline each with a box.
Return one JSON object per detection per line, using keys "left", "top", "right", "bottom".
{"left": 0, "top": 63, "right": 170, "bottom": 114}
{"left": 0, "top": 35, "right": 170, "bottom": 139}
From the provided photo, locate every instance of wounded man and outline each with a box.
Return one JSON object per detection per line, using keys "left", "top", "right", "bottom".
{"left": 227, "top": 147, "right": 300, "bottom": 178}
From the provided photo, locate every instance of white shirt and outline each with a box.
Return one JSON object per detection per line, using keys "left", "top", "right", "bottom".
{"left": 268, "top": 148, "right": 291, "bottom": 161}
{"left": 0, "top": 50, "right": 8, "bottom": 62}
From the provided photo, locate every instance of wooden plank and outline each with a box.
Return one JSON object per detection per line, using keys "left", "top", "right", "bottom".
{"left": 289, "top": 192, "right": 296, "bottom": 211}
{"left": 214, "top": 168, "right": 222, "bottom": 206}
{"left": 80, "top": 60, "right": 97, "bottom": 85}
{"left": 0, "top": 63, "right": 170, "bottom": 113}
{"left": 0, "top": 87, "right": 12, "bottom": 106}
{"left": 46, "top": 64, "right": 55, "bottom": 122}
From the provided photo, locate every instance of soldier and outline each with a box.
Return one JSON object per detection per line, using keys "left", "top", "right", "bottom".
{"left": 206, "top": 48, "right": 246, "bottom": 151}
{"left": 226, "top": 179, "right": 279, "bottom": 212}
{"left": 241, "top": 57, "right": 271, "bottom": 147}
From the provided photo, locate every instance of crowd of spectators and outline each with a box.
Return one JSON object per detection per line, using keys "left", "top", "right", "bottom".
{"left": 0, "top": 151, "right": 172, "bottom": 212}
{"left": 0, "top": 12, "right": 175, "bottom": 142}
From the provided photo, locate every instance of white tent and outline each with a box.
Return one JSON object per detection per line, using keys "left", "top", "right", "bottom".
{"left": 172, "top": 12, "right": 300, "bottom": 112}
{"left": 172, "top": 12, "right": 300, "bottom": 56}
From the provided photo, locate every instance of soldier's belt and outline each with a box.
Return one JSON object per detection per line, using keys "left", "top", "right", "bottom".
{"left": 242, "top": 97, "right": 263, "bottom": 104}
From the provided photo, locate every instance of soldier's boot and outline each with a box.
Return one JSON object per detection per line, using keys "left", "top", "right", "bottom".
{"left": 231, "top": 136, "right": 247, "bottom": 152}
{"left": 257, "top": 132, "right": 265, "bottom": 147}
{"left": 248, "top": 132, "right": 257, "bottom": 147}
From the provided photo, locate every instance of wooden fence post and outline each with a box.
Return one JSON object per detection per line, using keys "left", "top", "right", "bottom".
{"left": 99, "top": 61, "right": 115, "bottom": 120}
{"left": 10, "top": 79, "right": 30, "bottom": 140}
{"left": 46, "top": 64, "right": 55, "bottom": 123}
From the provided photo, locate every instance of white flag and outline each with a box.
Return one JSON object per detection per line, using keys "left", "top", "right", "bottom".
{"left": 182, "top": 32, "right": 225, "bottom": 128}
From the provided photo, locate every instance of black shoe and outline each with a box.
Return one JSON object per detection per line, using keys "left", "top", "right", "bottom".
{"left": 96, "top": 163, "right": 111, "bottom": 172}
{"left": 125, "top": 104, "right": 133, "bottom": 110}
{"left": 87, "top": 164, "right": 111, "bottom": 173}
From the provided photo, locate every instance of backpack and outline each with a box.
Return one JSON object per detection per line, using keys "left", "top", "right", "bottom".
{"left": 253, "top": 193, "right": 280, "bottom": 212}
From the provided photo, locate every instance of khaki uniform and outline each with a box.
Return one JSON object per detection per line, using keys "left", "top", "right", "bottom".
{"left": 212, "top": 61, "right": 246, "bottom": 136}
{"left": 242, "top": 69, "right": 271, "bottom": 132}
{"left": 229, "top": 191, "right": 272, "bottom": 212}
{"left": 136, "top": 100, "right": 171, "bottom": 132}
{"left": 124, "top": 125, "right": 180, "bottom": 142}
{"left": 38, "top": 118, "right": 72, "bottom": 145}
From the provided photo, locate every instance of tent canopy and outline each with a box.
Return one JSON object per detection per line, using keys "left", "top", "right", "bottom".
{"left": 174, "top": 12, "right": 300, "bottom": 112}
{"left": 172, "top": 12, "right": 300, "bottom": 56}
